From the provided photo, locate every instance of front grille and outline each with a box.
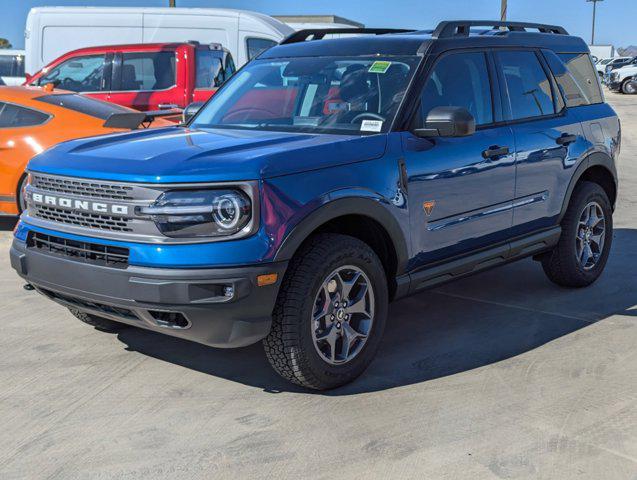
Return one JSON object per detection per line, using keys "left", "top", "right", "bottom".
{"left": 31, "top": 174, "right": 134, "bottom": 200}
{"left": 39, "top": 288, "right": 137, "bottom": 320}
{"left": 28, "top": 232, "right": 129, "bottom": 268}
{"left": 33, "top": 205, "right": 133, "bottom": 232}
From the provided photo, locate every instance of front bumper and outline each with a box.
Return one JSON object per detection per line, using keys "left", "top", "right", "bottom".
{"left": 10, "top": 238, "right": 287, "bottom": 348}
{"left": 608, "top": 80, "right": 623, "bottom": 91}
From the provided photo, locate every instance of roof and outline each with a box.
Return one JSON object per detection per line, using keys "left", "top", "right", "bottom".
{"left": 274, "top": 15, "right": 364, "bottom": 28}
{"left": 262, "top": 21, "right": 590, "bottom": 60}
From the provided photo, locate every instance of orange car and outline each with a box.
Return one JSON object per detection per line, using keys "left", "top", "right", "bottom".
{"left": 0, "top": 86, "right": 172, "bottom": 215}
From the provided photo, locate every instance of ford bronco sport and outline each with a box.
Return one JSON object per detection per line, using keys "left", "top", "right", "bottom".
{"left": 11, "top": 21, "right": 620, "bottom": 389}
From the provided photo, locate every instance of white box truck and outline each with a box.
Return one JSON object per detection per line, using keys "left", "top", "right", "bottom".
{"left": 24, "top": 7, "right": 294, "bottom": 75}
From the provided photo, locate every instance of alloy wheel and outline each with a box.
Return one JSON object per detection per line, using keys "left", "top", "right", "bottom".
{"left": 311, "top": 265, "right": 375, "bottom": 365}
{"left": 576, "top": 201, "right": 606, "bottom": 270}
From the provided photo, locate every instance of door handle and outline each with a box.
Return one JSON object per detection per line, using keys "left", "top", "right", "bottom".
{"left": 556, "top": 133, "right": 577, "bottom": 146}
{"left": 482, "top": 145, "right": 510, "bottom": 159}
{"left": 158, "top": 103, "right": 179, "bottom": 110}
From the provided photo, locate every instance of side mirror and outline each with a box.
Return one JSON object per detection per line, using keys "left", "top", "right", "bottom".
{"left": 182, "top": 101, "right": 204, "bottom": 124}
{"left": 412, "top": 106, "right": 476, "bottom": 138}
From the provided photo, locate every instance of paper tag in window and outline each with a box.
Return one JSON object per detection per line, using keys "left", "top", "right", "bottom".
{"left": 368, "top": 61, "right": 391, "bottom": 74}
{"left": 361, "top": 119, "right": 383, "bottom": 132}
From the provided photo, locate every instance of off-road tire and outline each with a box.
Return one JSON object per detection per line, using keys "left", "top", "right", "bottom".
{"left": 541, "top": 181, "right": 613, "bottom": 287}
{"left": 68, "top": 308, "right": 126, "bottom": 332}
{"left": 263, "top": 233, "right": 388, "bottom": 390}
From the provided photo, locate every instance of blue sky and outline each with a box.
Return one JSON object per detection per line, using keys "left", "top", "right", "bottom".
{"left": 4, "top": 0, "right": 636, "bottom": 49}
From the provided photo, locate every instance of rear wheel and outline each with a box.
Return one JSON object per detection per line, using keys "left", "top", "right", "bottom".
{"left": 541, "top": 181, "right": 613, "bottom": 287}
{"left": 68, "top": 308, "right": 127, "bottom": 333}
{"left": 263, "top": 233, "right": 388, "bottom": 390}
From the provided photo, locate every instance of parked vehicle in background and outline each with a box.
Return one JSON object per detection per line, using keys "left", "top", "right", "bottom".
{"left": 24, "top": 7, "right": 293, "bottom": 74}
{"left": 607, "top": 63, "right": 637, "bottom": 94}
{"left": 11, "top": 21, "right": 619, "bottom": 390}
{"left": 0, "top": 50, "right": 26, "bottom": 86}
{"left": 25, "top": 42, "right": 236, "bottom": 112}
{"left": 604, "top": 57, "right": 636, "bottom": 83}
{"left": 0, "top": 86, "right": 171, "bottom": 215}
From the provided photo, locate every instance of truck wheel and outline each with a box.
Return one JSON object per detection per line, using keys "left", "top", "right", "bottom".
{"left": 264, "top": 233, "right": 388, "bottom": 390}
{"left": 622, "top": 79, "right": 637, "bottom": 94}
{"left": 68, "top": 308, "right": 126, "bottom": 333}
{"left": 541, "top": 181, "right": 613, "bottom": 287}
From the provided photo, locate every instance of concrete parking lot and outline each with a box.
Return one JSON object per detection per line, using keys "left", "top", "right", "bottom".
{"left": 0, "top": 92, "right": 635, "bottom": 480}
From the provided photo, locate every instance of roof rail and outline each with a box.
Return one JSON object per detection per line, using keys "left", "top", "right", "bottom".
{"left": 432, "top": 20, "right": 568, "bottom": 38}
{"left": 280, "top": 28, "right": 416, "bottom": 45}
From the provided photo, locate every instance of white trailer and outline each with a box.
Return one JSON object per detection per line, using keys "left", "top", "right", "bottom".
{"left": 24, "top": 7, "right": 294, "bottom": 75}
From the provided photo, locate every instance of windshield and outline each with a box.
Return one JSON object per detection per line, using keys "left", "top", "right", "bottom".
{"left": 191, "top": 56, "right": 420, "bottom": 135}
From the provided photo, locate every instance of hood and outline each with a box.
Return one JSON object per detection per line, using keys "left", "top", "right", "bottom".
{"left": 27, "top": 126, "right": 387, "bottom": 183}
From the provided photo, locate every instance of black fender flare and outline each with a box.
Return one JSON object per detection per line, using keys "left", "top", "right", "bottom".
{"left": 273, "top": 197, "right": 410, "bottom": 275}
{"left": 559, "top": 151, "right": 617, "bottom": 221}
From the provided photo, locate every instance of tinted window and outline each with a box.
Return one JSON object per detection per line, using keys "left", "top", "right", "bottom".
{"left": 421, "top": 52, "right": 493, "bottom": 126}
{"left": 36, "top": 55, "right": 106, "bottom": 92}
{"left": 246, "top": 38, "right": 277, "bottom": 60}
{"left": 0, "top": 54, "right": 24, "bottom": 77}
{"left": 35, "top": 94, "right": 130, "bottom": 120}
{"left": 0, "top": 102, "right": 50, "bottom": 128}
{"left": 118, "top": 52, "right": 175, "bottom": 91}
{"left": 498, "top": 51, "right": 555, "bottom": 120}
{"left": 556, "top": 53, "right": 603, "bottom": 105}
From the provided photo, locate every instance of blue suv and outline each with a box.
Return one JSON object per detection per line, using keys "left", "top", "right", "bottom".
{"left": 11, "top": 21, "right": 620, "bottom": 389}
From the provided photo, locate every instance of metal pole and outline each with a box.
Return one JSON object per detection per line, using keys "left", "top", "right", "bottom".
{"left": 587, "top": 0, "right": 603, "bottom": 45}
{"left": 500, "top": 0, "right": 507, "bottom": 21}
{"left": 591, "top": 0, "right": 597, "bottom": 45}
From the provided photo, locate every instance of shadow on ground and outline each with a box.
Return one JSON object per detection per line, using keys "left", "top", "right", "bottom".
{"left": 0, "top": 218, "right": 17, "bottom": 231}
{"left": 107, "top": 228, "right": 637, "bottom": 394}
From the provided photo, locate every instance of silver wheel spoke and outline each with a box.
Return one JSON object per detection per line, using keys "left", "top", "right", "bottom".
{"left": 346, "top": 293, "right": 369, "bottom": 317}
{"left": 581, "top": 243, "right": 593, "bottom": 266}
{"left": 313, "top": 284, "right": 332, "bottom": 322}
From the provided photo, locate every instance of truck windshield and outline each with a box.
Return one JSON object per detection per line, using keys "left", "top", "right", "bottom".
{"left": 191, "top": 56, "right": 420, "bottom": 135}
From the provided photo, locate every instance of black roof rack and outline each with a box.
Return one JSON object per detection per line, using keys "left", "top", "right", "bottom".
{"left": 432, "top": 20, "right": 568, "bottom": 38}
{"left": 280, "top": 28, "right": 416, "bottom": 45}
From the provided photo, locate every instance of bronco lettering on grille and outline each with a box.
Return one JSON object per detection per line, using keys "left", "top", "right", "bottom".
{"left": 31, "top": 193, "right": 130, "bottom": 216}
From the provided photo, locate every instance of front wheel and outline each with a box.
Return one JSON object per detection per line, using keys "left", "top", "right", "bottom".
{"left": 263, "top": 233, "right": 388, "bottom": 390}
{"left": 622, "top": 79, "right": 637, "bottom": 95}
{"left": 541, "top": 181, "right": 613, "bottom": 287}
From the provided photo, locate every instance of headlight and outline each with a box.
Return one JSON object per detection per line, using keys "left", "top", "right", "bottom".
{"left": 138, "top": 189, "right": 253, "bottom": 238}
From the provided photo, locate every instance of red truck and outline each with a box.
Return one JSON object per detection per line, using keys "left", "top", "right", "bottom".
{"left": 25, "top": 42, "right": 236, "bottom": 112}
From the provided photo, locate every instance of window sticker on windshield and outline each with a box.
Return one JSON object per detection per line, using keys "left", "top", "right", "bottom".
{"left": 361, "top": 119, "right": 383, "bottom": 132}
{"left": 368, "top": 61, "right": 392, "bottom": 74}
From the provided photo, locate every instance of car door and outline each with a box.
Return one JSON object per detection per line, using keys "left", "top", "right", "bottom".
{"left": 401, "top": 50, "right": 516, "bottom": 267}
{"left": 33, "top": 53, "right": 111, "bottom": 102}
{"left": 109, "top": 50, "right": 181, "bottom": 111}
{"left": 494, "top": 49, "right": 586, "bottom": 235}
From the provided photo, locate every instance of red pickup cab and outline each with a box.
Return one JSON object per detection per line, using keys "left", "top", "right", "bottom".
{"left": 25, "top": 42, "right": 236, "bottom": 112}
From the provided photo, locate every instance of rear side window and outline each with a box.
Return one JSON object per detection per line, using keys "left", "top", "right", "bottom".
{"left": 0, "top": 102, "right": 50, "bottom": 128}
{"left": 556, "top": 53, "right": 603, "bottom": 106}
{"left": 421, "top": 52, "right": 493, "bottom": 126}
{"left": 195, "top": 50, "right": 235, "bottom": 89}
{"left": 246, "top": 38, "right": 277, "bottom": 61}
{"left": 118, "top": 52, "right": 175, "bottom": 91}
{"left": 36, "top": 55, "right": 107, "bottom": 92}
{"left": 497, "top": 51, "right": 555, "bottom": 120}
{"left": 35, "top": 94, "right": 130, "bottom": 120}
